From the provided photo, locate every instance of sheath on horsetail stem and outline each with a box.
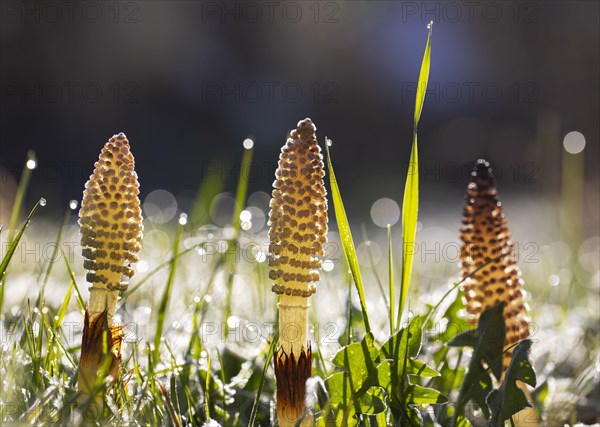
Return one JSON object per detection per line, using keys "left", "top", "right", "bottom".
{"left": 78, "top": 133, "right": 143, "bottom": 395}
{"left": 268, "top": 118, "right": 328, "bottom": 426}
{"left": 459, "top": 159, "right": 531, "bottom": 373}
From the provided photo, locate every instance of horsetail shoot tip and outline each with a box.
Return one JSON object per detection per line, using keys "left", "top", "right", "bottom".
{"left": 460, "top": 159, "right": 531, "bottom": 373}
{"left": 268, "top": 118, "right": 328, "bottom": 426}
{"left": 78, "top": 132, "right": 143, "bottom": 395}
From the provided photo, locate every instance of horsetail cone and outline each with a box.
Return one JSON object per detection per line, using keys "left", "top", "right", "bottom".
{"left": 459, "top": 159, "right": 530, "bottom": 372}
{"left": 268, "top": 118, "right": 328, "bottom": 426}
{"left": 78, "top": 133, "right": 142, "bottom": 391}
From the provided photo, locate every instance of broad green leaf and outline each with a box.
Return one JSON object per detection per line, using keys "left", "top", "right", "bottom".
{"left": 325, "top": 142, "right": 371, "bottom": 334}
{"left": 407, "top": 358, "right": 440, "bottom": 378}
{"left": 434, "top": 290, "right": 472, "bottom": 343}
{"left": 450, "top": 303, "right": 506, "bottom": 422}
{"left": 376, "top": 360, "right": 446, "bottom": 427}
{"left": 324, "top": 372, "right": 386, "bottom": 426}
{"left": 405, "top": 383, "right": 447, "bottom": 405}
{"left": 332, "top": 333, "right": 379, "bottom": 392}
{"left": 487, "top": 340, "right": 537, "bottom": 427}
{"left": 381, "top": 315, "right": 424, "bottom": 361}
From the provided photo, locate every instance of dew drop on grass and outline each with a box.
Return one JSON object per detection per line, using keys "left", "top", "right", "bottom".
{"left": 563, "top": 131, "right": 586, "bottom": 154}
{"left": 204, "top": 295, "right": 212, "bottom": 303}
{"left": 69, "top": 200, "right": 78, "bottom": 210}
{"left": 323, "top": 260, "right": 334, "bottom": 272}
{"left": 178, "top": 213, "right": 188, "bottom": 225}
{"left": 239, "top": 209, "right": 252, "bottom": 222}
{"left": 137, "top": 260, "right": 148, "bottom": 273}
{"left": 26, "top": 159, "right": 37, "bottom": 170}
{"left": 39, "top": 198, "right": 47, "bottom": 207}
{"left": 227, "top": 315, "right": 239, "bottom": 328}
{"left": 243, "top": 138, "right": 254, "bottom": 149}
{"left": 193, "top": 296, "right": 201, "bottom": 303}
{"left": 254, "top": 250, "right": 266, "bottom": 263}
{"left": 326, "top": 137, "right": 333, "bottom": 147}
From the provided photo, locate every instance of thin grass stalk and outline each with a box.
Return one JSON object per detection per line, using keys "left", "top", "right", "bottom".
{"left": 6, "top": 150, "right": 36, "bottom": 244}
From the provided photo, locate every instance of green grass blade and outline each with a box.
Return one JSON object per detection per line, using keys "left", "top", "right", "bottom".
{"left": 325, "top": 139, "right": 371, "bottom": 335}
{"left": 189, "top": 155, "right": 226, "bottom": 227}
{"left": 232, "top": 142, "right": 254, "bottom": 237}
{"left": 224, "top": 142, "right": 254, "bottom": 336}
{"left": 398, "top": 136, "right": 419, "bottom": 327}
{"left": 0, "top": 198, "right": 45, "bottom": 313}
{"left": 6, "top": 150, "right": 36, "bottom": 243}
{"left": 205, "top": 353, "right": 212, "bottom": 420}
{"left": 60, "top": 247, "right": 86, "bottom": 311}
{"left": 39, "top": 204, "right": 74, "bottom": 302}
{"left": 398, "top": 25, "right": 432, "bottom": 328}
{"left": 54, "top": 273, "right": 74, "bottom": 328}
{"left": 413, "top": 24, "right": 432, "bottom": 128}
{"left": 153, "top": 221, "right": 183, "bottom": 362}
{"left": 388, "top": 225, "right": 395, "bottom": 335}
{"left": 249, "top": 330, "right": 278, "bottom": 427}
{"left": 362, "top": 225, "right": 389, "bottom": 308}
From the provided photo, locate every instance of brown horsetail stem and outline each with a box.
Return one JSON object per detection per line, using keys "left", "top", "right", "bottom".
{"left": 268, "top": 118, "right": 328, "bottom": 426}
{"left": 78, "top": 132, "right": 143, "bottom": 395}
{"left": 460, "top": 159, "right": 530, "bottom": 372}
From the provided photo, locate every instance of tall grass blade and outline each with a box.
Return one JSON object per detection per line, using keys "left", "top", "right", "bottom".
{"left": 325, "top": 139, "right": 371, "bottom": 335}
{"left": 232, "top": 143, "right": 254, "bottom": 238}
{"left": 6, "top": 150, "right": 36, "bottom": 243}
{"left": 189, "top": 156, "right": 226, "bottom": 227}
{"left": 0, "top": 198, "right": 45, "bottom": 313}
{"left": 60, "top": 247, "right": 86, "bottom": 311}
{"left": 398, "top": 24, "right": 432, "bottom": 328}
{"left": 249, "top": 331, "right": 279, "bottom": 427}
{"left": 388, "top": 225, "right": 395, "bottom": 335}
{"left": 224, "top": 143, "right": 254, "bottom": 336}
{"left": 153, "top": 221, "right": 183, "bottom": 362}
{"left": 38, "top": 204, "right": 73, "bottom": 305}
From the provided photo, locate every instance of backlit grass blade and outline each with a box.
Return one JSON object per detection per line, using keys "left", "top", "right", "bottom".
{"left": 224, "top": 141, "right": 253, "bottom": 337}
{"left": 153, "top": 220, "right": 183, "bottom": 362}
{"left": 6, "top": 150, "right": 36, "bottom": 244}
{"left": 388, "top": 225, "right": 395, "bottom": 335}
{"left": 249, "top": 331, "right": 278, "bottom": 427}
{"left": 232, "top": 141, "right": 254, "bottom": 237}
{"left": 413, "top": 24, "right": 432, "bottom": 128}
{"left": 61, "top": 247, "right": 86, "bottom": 311}
{"left": 398, "top": 24, "right": 432, "bottom": 328}
{"left": 189, "top": 156, "right": 226, "bottom": 227}
{"left": 38, "top": 203, "right": 75, "bottom": 306}
{"left": 0, "top": 198, "right": 45, "bottom": 313}
{"left": 54, "top": 276, "right": 74, "bottom": 328}
{"left": 325, "top": 139, "right": 372, "bottom": 335}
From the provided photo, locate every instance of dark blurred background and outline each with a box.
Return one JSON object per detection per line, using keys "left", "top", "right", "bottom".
{"left": 1, "top": 0, "right": 598, "bottom": 237}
